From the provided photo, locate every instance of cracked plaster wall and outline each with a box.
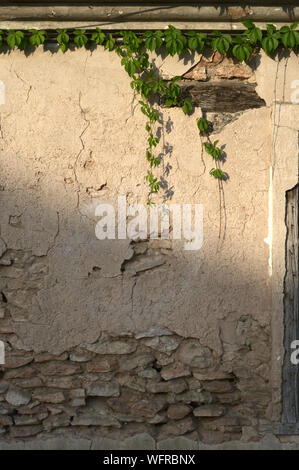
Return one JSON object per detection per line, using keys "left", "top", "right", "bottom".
{"left": 0, "top": 47, "right": 273, "bottom": 352}
{"left": 0, "top": 46, "right": 297, "bottom": 447}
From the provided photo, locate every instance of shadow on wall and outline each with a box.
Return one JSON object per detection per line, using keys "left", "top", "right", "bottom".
{"left": 0, "top": 159, "right": 271, "bottom": 355}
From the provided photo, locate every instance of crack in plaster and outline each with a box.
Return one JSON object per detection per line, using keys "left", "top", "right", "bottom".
{"left": 45, "top": 212, "right": 60, "bottom": 257}
{"left": 74, "top": 92, "right": 91, "bottom": 214}
{"left": 14, "top": 70, "right": 32, "bottom": 103}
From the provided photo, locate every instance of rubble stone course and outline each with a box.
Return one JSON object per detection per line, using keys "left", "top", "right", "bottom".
{"left": 0, "top": 327, "right": 270, "bottom": 445}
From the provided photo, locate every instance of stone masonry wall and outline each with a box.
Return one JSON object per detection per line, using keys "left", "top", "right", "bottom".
{"left": 0, "top": 44, "right": 298, "bottom": 449}
{"left": 0, "top": 318, "right": 270, "bottom": 445}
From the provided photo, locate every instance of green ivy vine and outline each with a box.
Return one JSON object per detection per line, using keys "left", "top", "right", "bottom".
{"left": 0, "top": 21, "right": 298, "bottom": 205}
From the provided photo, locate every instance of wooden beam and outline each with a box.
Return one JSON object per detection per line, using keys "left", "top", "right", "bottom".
{"left": 281, "top": 184, "right": 299, "bottom": 426}
{"left": 0, "top": 5, "right": 297, "bottom": 23}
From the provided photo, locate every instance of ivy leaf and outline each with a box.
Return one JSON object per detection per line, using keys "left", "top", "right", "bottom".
{"left": 146, "top": 170, "right": 160, "bottom": 193}
{"left": 243, "top": 21, "right": 262, "bottom": 44}
{"left": 121, "top": 30, "right": 142, "bottom": 53}
{"left": 73, "top": 29, "right": 88, "bottom": 48}
{"left": 266, "top": 24, "right": 277, "bottom": 35}
{"left": 144, "top": 30, "right": 163, "bottom": 52}
{"left": 262, "top": 36, "right": 279, "bottom": 56}
{"left": 105, "top": 34, "right": 116, "bottom": 51}
{"left": 232, "top": 43, "right": 252, "bottom": 62}
{"left": 6, "top": 30, "right": 24, "bottom": 49}
{"left": 164, "top": 25, "right": 187, "bottom": 56}
{"left": 152, "top": 78, "right": 166, "bottom": 95}
{"left": 146, "top": 150, "right": 153, "bottom": 161}
{"left": 211, "top": 34, "right": 232, "bottom": 55}
{"left": 141, "top": 81, "right": 151, "bottom": 98}
{"left": 56, "top": 29, "right": 69, "bottom": 53}
{"left": 233, "top": 45, "right": 245, "bottom": 62}
{"left": 60, "top": 43, "right": 67, "bottom": 53}
{"left": 145, "top": 35, "right": 156, "bottom": 52}
{"left": 280, "top": 25, "right": 299, "bottom": 48}
{"left": 210, "top": 168, "right": 225, "bottom": 179}
{"left": 187, "top": 32, "right": 206, "bottom": 53}
{"left": 188, "top": 36, "right": 198, "bottom": 51}
{"left": 165, "top": 39, "right": 177, "bottom": 57}
{"left": 261, "top": 24, "right": 281, "bottom": 56}
{"left": 281, "top": 31, "right": 297, "bottom": 48}
{"left": 196, "top": 33, "right": 206, "bottom": 51}
{"left": 19, "top": 36, "right": 28, "bottom": 51}
{"left": 197, "top": 118, "right": 209, "bottom": 133}
{"left": 182, "top": 98, "right": 192, "bottom": 115}
{"left": 204, "top": 141, "right": 222, "bottom": 159}
{"left": 233, "top": 36, "right": 243, "bottom": 45}
{"left": 166, "top": 79, "right": 182, "bottom": 107}
{"left": 248, "top": 27, "right": 263, "bottom": 44}
{"left": 125, "top": 60, "right": 136, "bottom": 77}
{"left": 29, "top": 29, "right": 47, "bottom": 47}
{"left": 91, "top": 28, "right": 106, "bottom": 45}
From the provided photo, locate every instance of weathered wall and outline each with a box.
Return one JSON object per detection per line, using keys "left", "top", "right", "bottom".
{"left": 0, "top": 44, "right": 298, "bottom": 449}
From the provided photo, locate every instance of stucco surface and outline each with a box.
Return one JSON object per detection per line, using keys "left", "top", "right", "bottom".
{"left": 0, "top": 47, "right": 272, "bottom": 354}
